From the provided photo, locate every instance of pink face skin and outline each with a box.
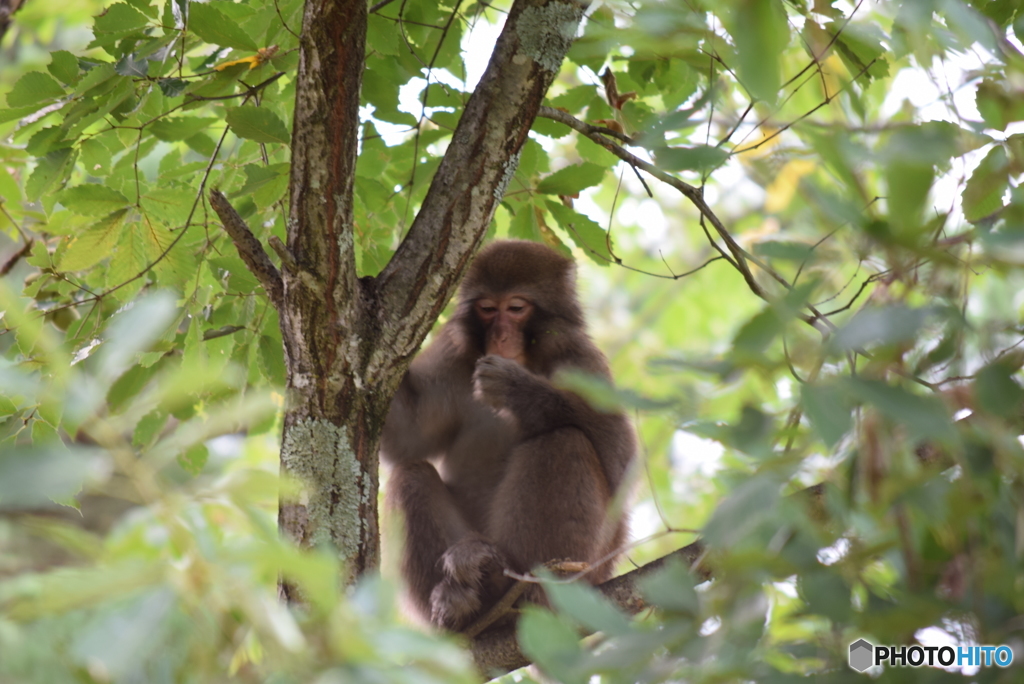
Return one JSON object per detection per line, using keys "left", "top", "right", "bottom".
{"left": 475, "top": 295, "right": 533, "bottom": 365}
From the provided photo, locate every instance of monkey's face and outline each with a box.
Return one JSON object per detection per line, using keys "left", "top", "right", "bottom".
{"left": 474, "top": 295, "right": 533, "bottom": 365}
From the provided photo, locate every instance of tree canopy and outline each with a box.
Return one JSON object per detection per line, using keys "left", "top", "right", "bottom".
{"left": 2, "top": 0, "right": 1024, "bottom": 681}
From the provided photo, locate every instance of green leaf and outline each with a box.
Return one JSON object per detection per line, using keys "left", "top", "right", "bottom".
{"left": 0, "top": 446, "right": 107, "bottom": 508}
{"left": 545, "top": 575, "right": 634, "bottom": 636}
{"left": 654, "top": 144, "right": 728, "bottom": 173}
{"left": 107, "top": 226, "right": 149, "bottom": 301}
{"left": 974, "top": 361, "right": 1024, "bottom": 419}
{"left": 637, "top": 556, "right": 698, "bottom": 614}
{"left": 976, "top": 79, "right": 1024, "bottom": 131}
{"left": 115, "top": 52, "right": 149, "bottom": 77}
{"left": 80, "top": 138, "right": 113, "bottom": 175}
{"left": 801, "top": 382, "right": 852, "bottom": 447}
{"left": 238, "top": 163, "right": 290, "bottom": 209}
{"left": 518, "top": 607, "right": 587, "bottom": 684}
{"left": 226, "top": 106, "right": 290, "bottom": 144}
{"left": 178, "top": 443, "right": 209, "bottom": 475}
{"left": 92, "top": 2, "right": 149, "bottom": 36}
{"left": 730, "top": 0, "right": 789, "bottom": 102}
{"left": 188, "top": 2, "right": 260, "bottom": 51}
{"left": 157, "top": 77, "right": 187, "bottom": 98}
{"left": 57, "top": 185, "right": 130, "bottom": 216}
{"left": 963, "top": 145, "right": 1009, "bottom": 221}
{"left": 545, "top": 201, "right": 611, "bottom": 265}
{"left": 844, "top": 378, "right": 955, "bottom": 443}
{"left": 257, "top": 334, "right": 286, "bottom": 386}
{"left": 58, "top": 209, "right": 128, "bottom": 272}
{"left": 26, "top": 148, "right": 76, "bottom": 201}
{"left": 25, "top": 126, "right": 71, "bottom": 156}
{"left": 800, "top": 570, "right": 851, "bottom": 622}
{"left": 6, "top": 71, "right": 66, "bottom": 107}
{"left": 732, "top": 307, "right": 784, "bottom": 358}
{"left": 831, "top": 305, "right": 931, "bottom": 351}
{"left": 535, "top": 162, "right": 606, "bottom": 195}
{"left": 140, "top": 186, "right": 195, "bottom": 227}
{"left": 48, "top": 51, "right": 81, "bottom": 85}
{"left": 149, "top": 116, "right": 219, "bottom": 141}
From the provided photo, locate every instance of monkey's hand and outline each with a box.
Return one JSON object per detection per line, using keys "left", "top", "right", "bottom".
{"left": 472, "top": 355, "right": 532, "bottom": 410}
{"left": 430, "top": 536, "right": 510, "bottom": 631}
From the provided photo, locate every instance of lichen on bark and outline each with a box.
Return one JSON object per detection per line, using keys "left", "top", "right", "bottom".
{"left": 280, "top": 417, "right": 371, "bottom": 562}
{"left": 494, "top": 151, "right": 521, "bottom": 202}
{"left": 516, "top": 2, "right": 583, "bottom": 72}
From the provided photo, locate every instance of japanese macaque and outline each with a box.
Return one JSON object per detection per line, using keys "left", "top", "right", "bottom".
{"left": 381, "top": 240, "right": 636, "bottom": 631}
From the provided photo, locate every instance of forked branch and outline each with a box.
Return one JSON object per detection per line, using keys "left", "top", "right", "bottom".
{"left": 209, "top": 189, "right": 284, "bottom": 309}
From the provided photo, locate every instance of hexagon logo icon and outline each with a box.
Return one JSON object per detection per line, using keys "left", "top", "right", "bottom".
{"left": 849, "top": 639, "right": 873, "bottom": 672}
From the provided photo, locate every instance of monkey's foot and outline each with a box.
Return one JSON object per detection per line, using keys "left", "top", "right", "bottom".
{"left": 430, "top": 536, "right": 509, "bottom": 631}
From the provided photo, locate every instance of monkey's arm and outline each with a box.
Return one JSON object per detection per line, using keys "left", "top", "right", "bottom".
{"left": 380, "top": 365, "right": 462, "bottom": 464}
{"left": 473, "top": 356, "right": 634, "bottom": 490}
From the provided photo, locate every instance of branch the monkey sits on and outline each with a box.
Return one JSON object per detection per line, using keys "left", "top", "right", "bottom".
{"left": 381, "top": 240, "right": 636, "bottom": 631}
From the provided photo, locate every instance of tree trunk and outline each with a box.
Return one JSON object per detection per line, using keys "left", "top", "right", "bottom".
{"left": 213, "top": 0, "right": 593, "bottom": 592}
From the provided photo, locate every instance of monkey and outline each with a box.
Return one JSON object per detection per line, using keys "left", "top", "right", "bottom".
{"left": 380, "top": 239, "right": 636, "bottom": 631}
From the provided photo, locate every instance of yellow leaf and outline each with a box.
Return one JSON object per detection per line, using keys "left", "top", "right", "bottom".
{"left": 765, "top": 159, "right": 816, "bottom": 213}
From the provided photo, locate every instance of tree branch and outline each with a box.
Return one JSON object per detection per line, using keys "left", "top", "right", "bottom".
{"left": 374, "top": 0, "right": 588, "bottom": 375}
{"left": 536, "top": 106, "right": 833, "bottom": 336}
{"left": 209, "top": 189, "right": 283, "bottom": 309}
{"left": 469, "top": 539, "right": 708, "bottom": 676}
{"left": 467, "top": 484, "right": 838, "bottom": 676}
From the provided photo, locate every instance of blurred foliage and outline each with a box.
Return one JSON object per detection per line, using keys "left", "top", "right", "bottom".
{"left": 2, "top": 0, "right": 1024, "bottom": 681}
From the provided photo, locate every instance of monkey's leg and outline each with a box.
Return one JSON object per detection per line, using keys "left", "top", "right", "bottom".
{"left": 488, "top": 427, "right": 613, "bottom": 591}
{"left": 387, "top": 461, "right": 507, "bottom": 630}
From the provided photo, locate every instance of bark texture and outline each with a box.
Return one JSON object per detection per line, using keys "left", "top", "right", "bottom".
{"left": 276, "top": 0, "right": 373, "bottom": 589}
{"left": 217, "top": 0, "right": 591, "bottom": 588}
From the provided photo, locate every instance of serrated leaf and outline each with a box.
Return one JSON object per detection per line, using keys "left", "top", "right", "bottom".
{"left": 963, "top": 145, "right": 1010, "bottom": 222}
{"left": 158, "top": 78, "right": 187, "bottom": 97}
{"left": 25, "top": 126, "right": 71, "bottom": 156}
{"left": 80, "top": 138, "right": 113, "bottom": 175}
{"left": 140, "top": 186, "right": 195, "bottom": 227}
{"left": 536, "top": 162, "right": 606, "bottom": 195}
{"left": 148, "top": 224, "right": 198, "bottom": 289}
{"left": 236, "top": 162, "right": 289, "bottom": 209}
{"left": 226, "top": 106, "right": 290, "bottom": 144}
{"left": 545, "top": 201, "right": 611, "bottom": 265}
{"left": 188, "top": 2, "right": 259, "bottom": 51}
{"left": 59, "top": 209, "right": 128, "bottom": 272}
{"left": 149, "top": 116, "right": 219, "bottom": 141}
{"left": 0, "top": 104, "right": 46, "bottom": 124}
{"left": 6, "top": 71, "right": 66, "bottom": 107}
{"left": 57, "top": 185, "right": 130, "bottom": 216}
{"left": 107, "top": 225, "right": 150, "bottom": 301}
{"left": 48, "top": 51, "right": 81, "bottom": 85}
{"left": 93, "top": 3, "right": 149, "bottom": 35}
{"left": 26, "top": 148, "right": 76, "bottom": 201}
{"left": 115, "top": 52, "right": 149, "bottom": 77}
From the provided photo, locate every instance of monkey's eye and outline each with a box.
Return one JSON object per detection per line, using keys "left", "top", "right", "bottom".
{"left": 508, "top": 305, "right": 524, "bottom": 313}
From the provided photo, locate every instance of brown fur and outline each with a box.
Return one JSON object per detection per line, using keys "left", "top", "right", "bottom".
{"left": 381, "top": 240, "right": 636, "bottom": 631}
